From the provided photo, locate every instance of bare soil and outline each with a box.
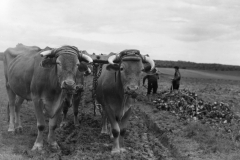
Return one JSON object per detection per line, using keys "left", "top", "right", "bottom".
{"left": 0, "top": 64, "right": 240, "bottom": 160}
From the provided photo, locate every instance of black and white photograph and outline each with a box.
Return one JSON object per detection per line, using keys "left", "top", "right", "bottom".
{"left": 0, "top": 0, "right": 240, "bottom": 159}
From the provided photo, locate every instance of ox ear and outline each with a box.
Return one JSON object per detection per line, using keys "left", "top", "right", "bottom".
{"left": 40, "top": 57, "right": 56, "bottom": 68}
{"left": 78, "top": 63, "right": 88, "bottom": 72}
{"left": 106, "top": 64, "right": 120, "bottom": 71}
{"left": 142, "top": 65, "right": 151, "bottom": 73}
{"left": 142, "top": 65, "right": 157, "bottom": 74}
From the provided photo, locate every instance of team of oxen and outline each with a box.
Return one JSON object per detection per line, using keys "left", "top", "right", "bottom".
{"left": 1, "top": 44, "right": 155, "bottom": 154}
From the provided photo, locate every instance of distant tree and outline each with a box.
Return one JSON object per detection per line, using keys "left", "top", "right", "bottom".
{"left": 154, "top": 59, "right": 240, "bottom": 71}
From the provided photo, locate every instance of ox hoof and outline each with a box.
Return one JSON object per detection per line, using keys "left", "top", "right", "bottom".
{"left": 110, "top": 134, "right": 114, "bottom": 139}
{"left": 111, "top": 148, "right": 121, "bottom": 154}
{"left": 74, "top": 124, "right": 80, "bottom": 128}
{"left": 100, "top": 130, "right": 108, "bottom": 134}
{"left": 31, "top": 143, "right": 43, "bottom": 151}
{"left": 120, "top": 148, "right": 127, "bottom": 153}
{"left": 74, "top": 122, "right": 80, "bottom": 128}
{"left": 8, "top": 128, "right": 15, "bottom": 133}
{"left": 15, "top": 126, "right": 23, "bottom": 134}
{"left": 8, "top": 124, "right": 15, "bottom": 133}
{"left": 49, "top": 142, "right": 60, "bottom": 151}
{"left": 60, "top": 121, "right": 68, "bottom": 128}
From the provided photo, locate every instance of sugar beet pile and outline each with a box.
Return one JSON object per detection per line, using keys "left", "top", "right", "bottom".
{"left": 148, "top": 89, "right": 240, "bottom": 127}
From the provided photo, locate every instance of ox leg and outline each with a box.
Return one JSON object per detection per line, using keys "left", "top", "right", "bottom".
{"left": 111, "top": 121, "right": 121, "bottom": 154}
{"left": 81, "top": 91, "right": 85, "bottom": 109}
{"left": 15, "top": 97, "right": 24, "bottom": 133}
{"left": 101, "top": 111, "right": 108, "bottom": 134}
{"left": 7, "top": 102, "right": 10, "bottom": 122}
{"left": 32, "top": 99, "right": 45, "bottom": 151}
{"left": 60, "top": 100, "right": 69, "bottom": 128}
{"left": 73, "top": 93, "right": 81, "bottom": 126}
{"left": 48, "top": 109, "right": 61, "bottom": 150}
{"left": 106, "top": 111, "right": 121, "bottom": 154}
{"left": 108, "top": 123, "right": 113, "bottom": 139}
{"left": 119, "top": 107, "right": 132, "bottom": 153}
{"left": 6, "top": 85, "right": 16, "bottom": 132}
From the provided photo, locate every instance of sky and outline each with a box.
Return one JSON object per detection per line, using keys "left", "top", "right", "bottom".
{"left": 0, "top": 0, "right": 240, "bottom": 65}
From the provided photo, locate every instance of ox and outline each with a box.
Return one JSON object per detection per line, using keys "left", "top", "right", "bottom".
{"left": 95, "top": 49, "right": 155, "bottom": 153}
{"left": 61, "top": 62, "right": 91, "bottom": 127}
{"left": 3, "top": 44, "right": 93, "bottom": 151}
{"left": 0, "top": 52, "right": 4, "bottom": 61}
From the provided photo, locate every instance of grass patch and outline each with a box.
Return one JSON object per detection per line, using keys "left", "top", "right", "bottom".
{"left": 184, "top": 121, "right": 238, "bottom": 154}
{"left": 159, "top": 68, "right": 240, "bottom": 80}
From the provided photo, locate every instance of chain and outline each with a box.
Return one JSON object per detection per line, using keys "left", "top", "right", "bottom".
{"left": 92, "top": 63, "right": 103, "bottom": 116}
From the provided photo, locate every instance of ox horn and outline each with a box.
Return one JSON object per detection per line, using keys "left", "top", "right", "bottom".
{"left": 108, "top": 54, "right": 118, "bottom": 64}
{"left": 87, "top": 67, "right": 91, "bottom": 74}
{"left": 40, "top": 50, "right": 52, "bottom": 57}
{"left": 80, "top": 54, "right": 93, "bottom": 63}
{"left": 143, "top": 55, "right": 155, "bottom": 71}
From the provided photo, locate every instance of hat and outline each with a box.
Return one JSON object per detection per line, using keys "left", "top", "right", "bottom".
{"left": 174, "top": 66, "right": 179, "bottom": 69}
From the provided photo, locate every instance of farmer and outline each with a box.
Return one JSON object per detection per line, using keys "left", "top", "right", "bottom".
{"left": 143, "top": 67, "right": 159, "bottom": 98}
{"left": 171, "top": 66, "right": 181, "bottom": 91}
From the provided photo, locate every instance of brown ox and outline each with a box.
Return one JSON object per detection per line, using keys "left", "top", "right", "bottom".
{"left": 0, "top": 52, "right": 4, "bottom": 61}
{"left": 61, "top": 62, "right": 91, "bottom": 127}
{"left": 95, "top": 49, "right": 155, "bottom": 153}
{"left": 3, "top": 44, "right": 93, "bottom": 151}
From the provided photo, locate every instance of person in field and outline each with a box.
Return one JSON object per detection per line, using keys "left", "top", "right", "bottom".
{"left": 171, "top": 66, "right": 181, "bottom": 91}
{"left": 143, "top": 67, "right": 159, "bottom": 99}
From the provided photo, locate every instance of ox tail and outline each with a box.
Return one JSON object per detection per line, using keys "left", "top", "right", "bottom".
{"left": 0, "top": 52, "right": 4, "bottom": 61}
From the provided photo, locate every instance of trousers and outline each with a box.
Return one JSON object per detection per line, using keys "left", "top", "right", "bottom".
{"left": 147, "top": 81, "right": 158, "bottom": 94}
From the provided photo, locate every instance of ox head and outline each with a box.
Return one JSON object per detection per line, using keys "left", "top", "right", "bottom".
{"left": 75, "top": 62, "right": 92, "bottom": 92}
{"left": 106, "top": 49, "right": 155, "bottom": 98}
{"left": 40, "top": 46, "right": 93, "bottom": 93}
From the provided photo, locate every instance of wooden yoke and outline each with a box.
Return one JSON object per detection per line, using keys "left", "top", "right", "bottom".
{"left": 88, "top": 52, "right": 116, "bottom": 64}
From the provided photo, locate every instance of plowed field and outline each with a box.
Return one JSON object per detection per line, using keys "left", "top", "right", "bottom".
{"left": 1, "top": 64, "right": 240, "bottom": 160}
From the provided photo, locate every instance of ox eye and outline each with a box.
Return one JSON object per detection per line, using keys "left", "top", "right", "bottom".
{"left": 120, "top": 67, "right": 124, "bottom": 71}
{"left": 56, "top": 62, "right": 61, "bottom": 66}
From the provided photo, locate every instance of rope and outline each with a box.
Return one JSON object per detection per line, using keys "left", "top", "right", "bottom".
{"left": 53, "top": 46, "right": 79, "bottom": 57}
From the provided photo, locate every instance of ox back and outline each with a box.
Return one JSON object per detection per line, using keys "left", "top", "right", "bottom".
{"left": 4, "top": 45, "right": 42, "bottom": 100}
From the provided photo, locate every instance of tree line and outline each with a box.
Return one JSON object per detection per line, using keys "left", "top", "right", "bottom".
{"left": 154, "top": 60, "right": 240, "bottom": 71}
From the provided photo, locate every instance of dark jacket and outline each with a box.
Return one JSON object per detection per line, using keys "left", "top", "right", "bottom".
{"left": 172, "top": 71, "right": 181, "bottom": 84}
{"left": 143, "top": 73, "right": 159, "bottom": 85}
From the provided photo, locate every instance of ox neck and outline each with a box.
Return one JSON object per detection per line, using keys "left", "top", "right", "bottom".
{"left": 114, "top": 70, "right": 124, "bottom": 96}
{"left": 49, "top": 65, "right": 61, "bottom": 89}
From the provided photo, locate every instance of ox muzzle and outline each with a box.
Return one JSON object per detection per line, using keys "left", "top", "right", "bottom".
{"left": 61, "top": 80, "right": 84, "bottom": 94}
{"left": 61, "top": 80, "right": 77, "bottom": 94}
{"left": 125, "top": 85, "right": 139, "bottom": 98}
{"left": 75, "top": 84, "right": 84, "bottom": 93}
